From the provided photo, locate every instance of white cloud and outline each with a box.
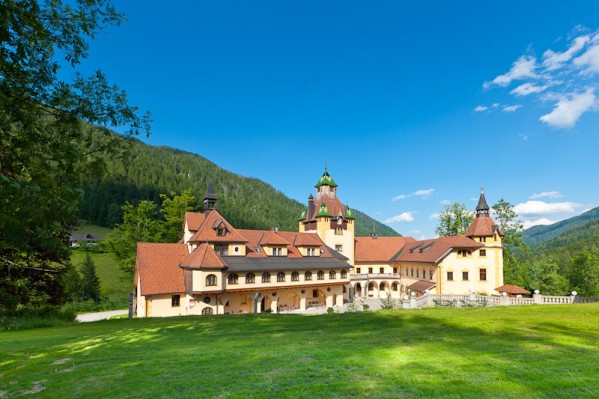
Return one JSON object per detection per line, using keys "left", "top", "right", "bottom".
{"left": 440, "top": 199, "right": 451, "bottom": 206}
{"left": 474, "top": 105, "right": 488, "bottom": 112}
{"left": 543, "top": 35, "right": 590, "bottom": 71}
{"left": 484, "top": 56, "right": 538, "bottom": 88}
{"left": 428, "top": 213, "right": 440, "bottom": 220}
{"left": 539, "top": 88, "right": 596, "bottom": 128}
{"left": 529, "top": 191, "right": 563, "bottom": 199}
{"left": 413, "top": 189, "right": 434, "bottom": 197}
{"left": 503, "top": 105, "right": 522, "bottom": 112}
{"left": 385, "top": 212, "right": 415, "bottom": 223}
{"left": 510, "top": 82, "right": 548, "bottom": 96}
{"left": 573, "top": 43, "right": 599, "bottom": 74}
{"left": 513, "top": 200, "right": 580, "bottom": 216}
{"left": 393, "top": 188, "right": 434, "bottom": 201}
{"left": 492, "top": 102, "right": 500, "bottom": 108}
{"left": 521, "top": 217, "right": 558, "bottom": 230}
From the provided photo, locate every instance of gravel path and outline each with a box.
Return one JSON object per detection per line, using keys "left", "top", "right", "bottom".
{"left": 76, "top": 310, "right": 128, "bottom": 322}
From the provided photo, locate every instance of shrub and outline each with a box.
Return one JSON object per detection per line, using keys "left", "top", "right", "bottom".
{"left": 327, "top": 307, "right": 334, "bottom": 314}
{"left": 380, "top": 291, "right": 395, "bottom": 310}
{"left": 0, "top": 306, "right": 76, "bottom": 331}
{"left": 346, "top": 300, "right": 360, "bottom": 313}
{"left": 363, "top": 304, "right": 370, "bottom": 311}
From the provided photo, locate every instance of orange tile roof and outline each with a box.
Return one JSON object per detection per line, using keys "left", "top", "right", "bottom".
{"left": 237, "top": 229, "right": 335, "bottom": 259}
{"left": 394, "top": 235, "right": 482, "bottom": 264}
{"left": 464, "top": 215, "right": 504, "bottom": 237}
{"left": 303, "top": 197, "right": 346, "bottom": 221}
{"left": 355, "top": 236, "right": 416, "bottom": 262}
{"left": 136, "top": 243, "right": 188, "bottom": 295}
{"left": 188, "top": 210, "right": 248, "bottom": 243}
{"left": 407, "top": 280, "right": 437, "bottom": 292}
{"left": 495, "top": 284, "right": 530, "bottom": 295}
{"left": 185, "top": 212, "right": 205, "bottom": 231}
{"left": 260, "top": 231, "right": 290, "bottom": 246}
{"left": 181, "top": 243, "right": 227, "bottom": 269}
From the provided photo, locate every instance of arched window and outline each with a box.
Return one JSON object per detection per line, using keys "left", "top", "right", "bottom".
{"left": 379, "top": 282, "right": 385, "bottom": 290}
{"left": 202, "top": 307, "right": 213, "bottom": 315}
{"left": 392, "top": 282, "right": 398, "bottom": 291}
{"left": 355, "top": 282, "right": 362, "bottom": 292}
{"left": 246, "top": 273, "right": 255, "bottom": 284}
{"left": 368, "top": 282, "right": 374, "bottom": 291}
{"left": 206, "top": 274, "right": 217, "bottom": 286}
{"left": 341, "top": 270, "right": 347, "bottom": 279}
{"left": 291, "top": 271, "right": 299, "bottom": 281}
{"left": 277, "top": 272, "right": 285, "bottom": 282}
{"left": 317, "top": 271, "right": 324, "bottom": 280}
{"left": 305, "top": 271, "right": 312, "bottom": 281}
{"left": 329, "top": 270, "right": 336, "bottom": 279}
{"left": 262, "top": 272, "right": 271, "bottom": 283}
{"left": 228, "top": 273, "right": 238, "bottom": 285}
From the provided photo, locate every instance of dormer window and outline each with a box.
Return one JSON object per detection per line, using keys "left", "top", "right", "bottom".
{"left": 305, "top": 247, "right": 318, "bottom": 256}
{"left": 217, "top": 228, "right": 225, "bottom": 236}
{"left": 272, "top": 247, "right": 283, "bottom": 256}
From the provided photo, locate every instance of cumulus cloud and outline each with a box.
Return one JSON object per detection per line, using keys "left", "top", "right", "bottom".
{"left": 474, "top": 105, "right": 488, "bottom": 112}
{"left": 513, "top": 200, "right": 581, "bottom": 216}
{"left": 539, "top": 88, "right": 596, "bottom": 128}
{"left": 385, "top": 212, "right": 415, "bottom": 223}
{"left": 483, "top": 56, "right": 538, "bottom": 88}
{"left": 503, "top": 105, "right": 522, "bottom": 112}
{"left": 573, "top": 42, "right": 599, "bottom": 74}
{"left": 428, "top": 212, "right": 440, "bottom": 220}
{"left": 511, "top": 83, "right": 548, "bottom": 96}
{"left": 543, "top": 35, "right": 590, "bottom": 70}
{"left": 481, "top": 28, "right": 599, "bottom": 128}
{"left": 529, "top": 191, "right": 563, "bottom": 199}
{"left": 521, "top": 217, "right": 558, "bottom": 230}
{"left": 440, "top": 199, "right": 451, "bottom": 206}
{"left": 393, "top": 188, "right": 434, "bottom": 201}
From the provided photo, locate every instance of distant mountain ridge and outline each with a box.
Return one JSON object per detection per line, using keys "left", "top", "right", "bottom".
{"left": 523, "top": 206, "right": 599, "bottom": 246}
{"left": 80, "top": 139, "right": 400, "bottom": 237}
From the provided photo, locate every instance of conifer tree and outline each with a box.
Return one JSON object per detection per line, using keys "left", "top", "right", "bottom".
{"left": 80, "top": 253, "right": 101, "bottom": 303}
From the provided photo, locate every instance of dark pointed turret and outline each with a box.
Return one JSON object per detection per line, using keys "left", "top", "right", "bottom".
{"left": 203, "top": 179, "right": 218, "bottom": 213}
{"left": 370, "top": 224, "right": 378, "bottom": 239}
{"left": 475, "top": 188, "right": 489, "bottom": 217}
{"left": 307, "top": 194, "right": 315, "bottom": 220}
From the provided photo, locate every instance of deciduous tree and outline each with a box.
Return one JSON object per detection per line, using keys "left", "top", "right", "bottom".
{"left": 0, "top": 0, "right": 150, "bottom": 307}
{"left": 435, "top": 202, "right": 473, "bottom": 237}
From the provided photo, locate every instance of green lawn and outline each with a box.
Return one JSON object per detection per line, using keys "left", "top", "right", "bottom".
{"left": 72, "top": 224, "right": 112, "bottom": 239}
{"left": 70, "top": 251, "right": 130, "bottom": 303}
{"left": 1, "top": 305, "right": 598, "bottom": 398}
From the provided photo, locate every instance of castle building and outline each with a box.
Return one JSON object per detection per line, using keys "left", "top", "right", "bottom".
{"left": 134, "top": 170, "right": 504, "bottom": 317}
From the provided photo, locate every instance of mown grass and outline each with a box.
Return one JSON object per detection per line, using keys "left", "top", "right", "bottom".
{"left": 1, "top": 304, "right": 598, "bottom": 398}
{"left": 70, "top": 250, "right": 130, "bottom": 304}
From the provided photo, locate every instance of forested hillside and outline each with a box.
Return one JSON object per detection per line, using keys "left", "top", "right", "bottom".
{"left": 80, "top": 139, "right": 399, "bottom": 237}
{"left": 523, "top": 207, "right": 599, "bottom": 246}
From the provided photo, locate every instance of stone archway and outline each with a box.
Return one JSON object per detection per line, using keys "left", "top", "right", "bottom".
{"left": 224, "top": 293, "right": 252, "bottom": 314}
{"left": 307, "top": 288, "right": 326, "bottom": 308}
{"left": 261, "top": 295, "right": 272, "bottom": 313}
{"left": 354, "top": 282, "right": 363, "bottom": 297}
{"left": 278, "top": 290, "right": 300, "bottom": 312}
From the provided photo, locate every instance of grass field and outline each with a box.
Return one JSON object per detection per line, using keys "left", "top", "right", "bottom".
{"left": 1, "top": 304, "right": 598, "bottom": 398}
{"left": 70, "top": 250, "right": 130, "bottom": 304}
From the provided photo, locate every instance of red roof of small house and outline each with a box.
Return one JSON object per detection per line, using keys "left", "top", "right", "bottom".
{"left": 495, "top": 284, "right": 530, "bottom": 295}
{"left": 292, "top": 232, "right": 322, "bottom": 247}
{"left": 180, "top": 243, "right": 227, "bottom": 269}
{"left": 354, "top": 236, "right": 416, "bottom": 262}
{"left": 464, "top": 215, "right": 504, "bottom": 237}
{"left": 136, "top": 243, "right": 188, "bottom": 296}
{"left": 394, "top": 235, "right": 482, "bottom": 264}
{"left": 188, "top": 210, "right": 248, "bottom": 243}
{"left": 185, "top": 212, "right": 205, "bottom": 231}
{"left": 407, "top": 280, "right": 437, "bottom": 292}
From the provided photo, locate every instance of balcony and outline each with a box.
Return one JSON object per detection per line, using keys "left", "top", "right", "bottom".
{"left": 350, "top": 273, "right": 401, "bottom": 280}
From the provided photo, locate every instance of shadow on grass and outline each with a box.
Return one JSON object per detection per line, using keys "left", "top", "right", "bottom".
{"left": 1, "top": 305, "right": 598, "bottom": 398}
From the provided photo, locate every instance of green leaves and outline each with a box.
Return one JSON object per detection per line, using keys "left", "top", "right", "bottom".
{"left": 435, "top": 202, "right": 474, "bottom": 237}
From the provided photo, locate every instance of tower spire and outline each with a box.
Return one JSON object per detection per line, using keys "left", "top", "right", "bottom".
{"left": 475, "top": 187, "right": 489, "bottom": 217}
{"left": 203, "top": 178, "right": 218, "bottom": 213}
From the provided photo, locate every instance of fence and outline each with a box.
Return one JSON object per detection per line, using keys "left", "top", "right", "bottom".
{"left": 402, "top": 292, "right": 598, "bottom": 309}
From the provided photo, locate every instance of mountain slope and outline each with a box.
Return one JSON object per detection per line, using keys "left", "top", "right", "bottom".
{"left": 523, "top": 206, "right": 599, "bottom": 246}
{"left": 80, "top": 139, "right": 400, "bottom": 237}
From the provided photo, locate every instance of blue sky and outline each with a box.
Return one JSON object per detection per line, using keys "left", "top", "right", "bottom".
{"left": 75, "top": 1, "right": 599, "bottom": 238}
